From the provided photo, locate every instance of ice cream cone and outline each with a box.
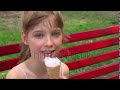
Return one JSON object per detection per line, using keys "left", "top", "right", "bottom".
{"left": 44, "top": 57, "right": 61, "bottom": 79}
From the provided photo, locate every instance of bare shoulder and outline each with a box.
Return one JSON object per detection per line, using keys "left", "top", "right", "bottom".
{"left": 61, "top": 62, "right": 69, "bottom": 79}
{"left": 6, "top": 65, "right": 25, "bottom": 79}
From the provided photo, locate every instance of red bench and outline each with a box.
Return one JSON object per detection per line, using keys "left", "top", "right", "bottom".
{"left": 0, "top": 25, "right": 119, "bottom": 79}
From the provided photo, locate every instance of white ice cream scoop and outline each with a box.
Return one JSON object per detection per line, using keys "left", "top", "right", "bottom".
{"left": 44, "top": 57, "right": 61, "bottom": 67}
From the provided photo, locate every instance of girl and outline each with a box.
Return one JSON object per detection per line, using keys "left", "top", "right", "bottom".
{"left": 6, "top": 11, "right": 69, "bottom": 79}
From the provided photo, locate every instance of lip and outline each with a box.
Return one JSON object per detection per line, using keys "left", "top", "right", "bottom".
{"left": 42, "top": 50, "right": 54, "bottom": 57}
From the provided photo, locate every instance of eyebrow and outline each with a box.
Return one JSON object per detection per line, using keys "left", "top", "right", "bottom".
{"left": 52, "top": 28, "right": 61, "bottom": 31}
{"left": 33, "top": 30, "right": 44, "bottom": 34}
{"left": 33, "top": 28, "right": 61, "bottom": 33}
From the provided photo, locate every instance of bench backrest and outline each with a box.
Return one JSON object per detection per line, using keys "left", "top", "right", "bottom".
{"left": 0, "top": 25, "right": 119, "bottom": 79}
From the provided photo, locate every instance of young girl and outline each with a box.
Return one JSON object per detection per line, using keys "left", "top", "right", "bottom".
{"left": 6, "top": 11, "right": 69, "bottom": 79}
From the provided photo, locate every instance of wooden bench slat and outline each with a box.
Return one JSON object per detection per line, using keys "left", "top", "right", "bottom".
{"left": 66, "top": 50, "right": 119, "bottom": 70}
{"left": 0, "top": 44, "right": 20, "bottom": 56}
{"left": 59, "top": 37, "right": 118, "bottom": 58}
{"left": 0, "top": 26, "right": 118, "bottom": 57}
{"left": 69, "top": 62, "right": 119, "bottom": 79}
{"left": 0, "top": 37, "right": 118, "bottom": 58}
{"left": 0, "top": 50, "right": 118, "bottom": 71}
{"left": 63, "top": 25, "right": 119, "bottom": 44}
{"left": 106, "top": 74, "right": 119, "bottom": 79}
{"left": 0, "top": 58, "right": 19, "bottom": 71}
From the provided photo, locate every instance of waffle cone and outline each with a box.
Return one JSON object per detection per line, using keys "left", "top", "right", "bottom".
{"left": 46, "top": 65, "right": 60, "bottom": 79}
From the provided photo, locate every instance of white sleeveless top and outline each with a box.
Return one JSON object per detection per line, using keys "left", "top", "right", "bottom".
{"left": 16, "top": 65, "right": 64, "bottom": 79}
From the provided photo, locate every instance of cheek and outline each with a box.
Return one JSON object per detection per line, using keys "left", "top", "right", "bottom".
{"left": 53, "top": 38, "right": 62, "bottom": 57}
{"left": 54, "top": 37, "right": 62, "bottom": 49}
{"left": 28, "top": 39, "right": 44, "bottom": 52}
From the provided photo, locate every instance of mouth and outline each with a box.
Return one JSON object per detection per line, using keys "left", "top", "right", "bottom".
{"left": 42, "top": 50, "right": 55, "bottom": 57}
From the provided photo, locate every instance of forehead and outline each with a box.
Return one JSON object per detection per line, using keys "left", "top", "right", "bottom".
{"left": 42, "top": 15, "right": 60, "bottom": 29}
{"left": 31, "top": 16, "right": 62, "bottom": 32}
{"left": 27, "top": 14, "right": 63, "bottom": 34}
{"left": 31, "top": 22, "right": 61, "bottom": 32}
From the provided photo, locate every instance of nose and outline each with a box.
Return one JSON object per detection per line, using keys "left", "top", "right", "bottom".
{"left": 45, "top": 36, "right": 54, "bottom": 48}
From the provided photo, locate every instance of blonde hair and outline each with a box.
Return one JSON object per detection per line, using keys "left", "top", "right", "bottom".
{"left": 19, "top": 11, "right": 64, "bottom": 64}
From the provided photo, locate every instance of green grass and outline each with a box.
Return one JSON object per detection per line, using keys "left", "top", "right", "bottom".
{"left": 0, "top": 11, "right": 119, "bottom": 79}
{"left": 62, "top": 11, "right": 118, "bottom": 34}
{"left": 0, "top": 18, "right": 22, "bottom": 46}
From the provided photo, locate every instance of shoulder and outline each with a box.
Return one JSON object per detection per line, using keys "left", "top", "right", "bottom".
{"left": 61, "top": 62, "right": 69, "bottom": 79}
{"left": 6, "top": 65, "right": 25, "bottom": 79}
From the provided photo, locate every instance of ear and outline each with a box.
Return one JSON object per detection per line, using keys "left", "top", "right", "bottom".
{"left": 21, "top": 32, "right": 28, "bottom": 45}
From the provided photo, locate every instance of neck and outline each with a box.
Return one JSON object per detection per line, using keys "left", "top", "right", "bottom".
{"left": 26, "top": 57, "right": 47, "bottom": 75}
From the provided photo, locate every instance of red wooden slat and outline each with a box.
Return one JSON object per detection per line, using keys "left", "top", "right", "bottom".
{"left": 0, "top": 51, "right": 118, "bottom": 71}
{"left": 0, "top": 58, "right": 19, "bottom": 71}
{"left": 0, "top": 26, "right": 118, "bottom": 57}
{"left": 0, "top": 44, "right": 20, "bottom": 56}
{"left": 0, "top": 37, "right": 118, "bottom": 58}
{"left": 63, "top": 25, "right": 119, "bottom": 44}
{"left": 69, "top": 62, "right": 119, "bottom": 79}
{"left": 66, "top": 50, "right": 119, "bottom": 70}
{"left": 106, "top": 74, "right": 119, "bottom": 79}
{"left": 59, "top": 37, "right": 119, "bottom": 58}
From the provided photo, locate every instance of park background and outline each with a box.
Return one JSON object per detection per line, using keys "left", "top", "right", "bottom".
{"left": 0, "top": 11, "right": 119, "bottom": 79}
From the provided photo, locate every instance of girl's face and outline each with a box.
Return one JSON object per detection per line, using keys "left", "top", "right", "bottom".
{"left": 22, "top": 23, "right": 63, "bottom": 60}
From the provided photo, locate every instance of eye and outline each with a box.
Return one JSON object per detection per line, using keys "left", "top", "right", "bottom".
{"left": 34, "top": 33, "right": 44, "bottom": 38}
{"left": 52, "top": 32, "right": 61, "bottom": 37}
